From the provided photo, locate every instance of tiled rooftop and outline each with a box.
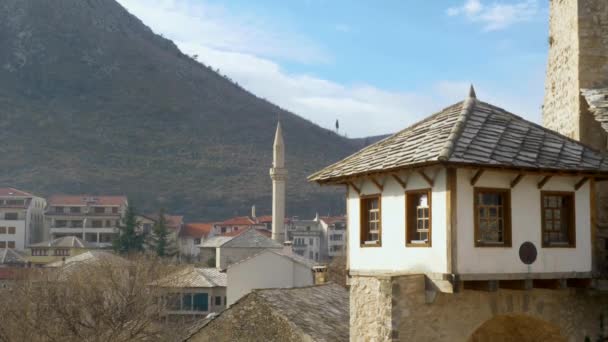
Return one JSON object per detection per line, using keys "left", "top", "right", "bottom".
{"left": 309, "top": 88, "right": 608, "bottom": 183}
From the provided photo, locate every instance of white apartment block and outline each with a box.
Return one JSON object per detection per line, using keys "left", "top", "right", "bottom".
{"left": 46, "top": 195, "right": 127, "bottom": 248}
{"left": 0, "top": 188, "right": 46, "bottom": 250}
{"left": 320, "top": 217, "right": 346, "bottom": 258}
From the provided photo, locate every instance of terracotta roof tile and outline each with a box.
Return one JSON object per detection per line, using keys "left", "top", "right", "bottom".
{"left": 216, "top": 216, "right": 256, "bottom": 226}
{"left": 180, "top": 223, "right": 214, "bottom": 238}
{"left": 0, "top": 188, "right": 34, "bottom": 197}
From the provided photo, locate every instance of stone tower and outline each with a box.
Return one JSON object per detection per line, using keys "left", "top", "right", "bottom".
{"left": 543, "top": 0, "right": 608, "bottom": 149}
{"left": 270, "top": 122, "right": 287, "bottom": 243}
{"left": 543, "top": 0, "right": 608, "bottom": 276}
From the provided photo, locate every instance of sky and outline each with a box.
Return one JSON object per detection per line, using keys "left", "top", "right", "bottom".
{"left": 116, "top": 0, "right": 549, "bottom": 138}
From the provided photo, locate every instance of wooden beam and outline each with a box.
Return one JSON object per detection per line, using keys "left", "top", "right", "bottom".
{"left": 532, "top": 279, "right": 564, "bottom": 290}
{"left": 590, "top": 178, "right": 597, "bottom": 274}
{"left": 537, "top": 175, "right": 552, "bottom": 189}
{"left": 463, "top": 280, "right": 498, "bottom": 292}
{"left": 575, "top": 177, "right": 589, "bottom": 191}
{"left": 567, "top": 278, "right": 592, "bottom": 289}
{"left": 348, "top": 182, "right": 361, "bottom": 195}
{"left": 392, "top": 173, "right": 407, "bottom": 189}
{"left": 510, "top": 174, "right": 524, "bottom": 188}
{"left": 499, "top": 279, "right": 532, "bottom": 290}
{"left": 470, "top": 169, "right": 485, "bottom": 186}
{"left": 446, "top": 168, "right": 458, "bottom": 277}
{"left": 418, "top": 170, "right": 434, "bottom": 187}
{"left": 370, "top": 177, "right": 384, "bottom": 192}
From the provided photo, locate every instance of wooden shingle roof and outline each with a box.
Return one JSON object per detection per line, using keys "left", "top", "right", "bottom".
{"left": 309, "top": 89, "right": 608, "bottom": 183}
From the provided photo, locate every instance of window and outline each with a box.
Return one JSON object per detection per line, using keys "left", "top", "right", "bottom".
{"left": 406, "top": 189, "right": 432, "bottom": 247}
{"left": 309, "top": 251, "right": 313, "bottom": 259}
{"left": 112, "top": 207, "right": 118, "bottom": 214}
{"left": 55, "top": 220, "right": 67, "bottom": 228}
{"left": 7, "top": 241, "right": 14, "bottom": 249}
{"left": 7, "top": 227, "right": 15, "bottom": 234}
{"left": 92, "top": 220, "right": 103, "bottom": 228}
{"left": 309, "top": 238, "right": 314, "bottom": 246}
{"left": 99, "top": 233, "right": 114, "bottom": 243}
{"left": 193, "top": 293, "right": 208, "bottom": 311}
{"left": 70, "top": 207, "right": 81, "bottom": 213}
{"left": 4, "top": 213, "right": 18, "bottom": 220}
{"left": 71, "top": 220, "right": 83, "bottom": 228}
{"left": 54, "top": 249, "right": 69, "bottom": 256}
{"left": 221, "top": 227, "right": 226, "bottom": 233}
{"left": 0, "top": 242, "right": 5, "bottom": 248}
{"left": 55, "top": 206, "right": 65, "bottom": 213}
{"left": 474, "top": 188, "right": 511, "bottom": 247}
{"left": 541, "top": 192, "right": 575, "bottom": 247}
{"left": 360, "top": 195, "right": 381, "bottom": 246}
{"left": 194, "top": 238, "right": 201, "bottom": 245}
{"left": 215, "top": 296, "right": 222, "bottom": 306}
{"left": 0, "top": 227, "right": 5, "bottom": 234}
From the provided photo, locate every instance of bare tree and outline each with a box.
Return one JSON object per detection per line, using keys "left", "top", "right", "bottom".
{"left": 0, "top": 255, "right": 186, "bottom": 342}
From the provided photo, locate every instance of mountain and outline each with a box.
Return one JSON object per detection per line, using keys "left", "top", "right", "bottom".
{"left": 0, "top": 0, "right": 364, "bottom": 220}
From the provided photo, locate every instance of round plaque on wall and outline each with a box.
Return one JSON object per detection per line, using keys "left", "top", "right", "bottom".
{"left": 519, "top": 241, "right": 537, "bottom": 265}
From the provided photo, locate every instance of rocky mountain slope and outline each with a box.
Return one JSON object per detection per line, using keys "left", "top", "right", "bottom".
{"left": 0, "top": 0, "right": 365, "bottom": 220}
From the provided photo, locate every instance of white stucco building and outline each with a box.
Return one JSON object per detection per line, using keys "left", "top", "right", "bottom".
{"left": 226, "top": 249, "right": 315, "bottom": 306}
{"left": 0, "top": 188, "right": 46, "bottom": 250}
{"left": 46, "top": 195, "right": 127, "bottom": 248}
{"left": 200, "top": 228, "right": 283, "bottom": 269}
{"left": 310, "top": 88, "right": 608, "bottom": 291}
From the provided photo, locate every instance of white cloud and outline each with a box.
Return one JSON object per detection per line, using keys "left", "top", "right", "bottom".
{"left": 117, "top": 0, "right": 329, "bottom": 64}
{"left": 116, "top": 0, "right": 541, "bottom": 137}
{"left": 446, "top": 0, "right": 539, "bottom": 31}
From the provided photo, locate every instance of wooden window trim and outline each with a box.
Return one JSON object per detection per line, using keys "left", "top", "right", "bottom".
{"left": 405, "top": 189, "right": 432, "bottom": 248}
{"left": 474, "top": 187, "right": 512, "bottom": 248}
{"left": 360, "top": 194, "right": 382, "bottom": 248}
{"left": 540, "top": 191, "right": 576, "bottom": 248}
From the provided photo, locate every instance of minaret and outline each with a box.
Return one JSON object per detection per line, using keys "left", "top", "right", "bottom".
{"left": 270, "top": 122, "right": 287, "bottom": 243}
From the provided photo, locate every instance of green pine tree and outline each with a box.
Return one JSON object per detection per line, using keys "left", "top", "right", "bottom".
{"left": 147, "top": 208, "right": 177, "bottom": 257}
{"left": 113, "top": 204, "right": 145, "bottom": 254}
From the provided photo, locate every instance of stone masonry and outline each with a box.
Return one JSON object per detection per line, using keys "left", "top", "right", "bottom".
{"left": 350, "top": 275, "right": 608, "bottom": 341}
{"left": 543, "top": 0, "right": 608, "bottom": 277}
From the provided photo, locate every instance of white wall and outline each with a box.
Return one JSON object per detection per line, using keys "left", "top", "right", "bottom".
{"left": 218, "top": 247, "right": 282, "bottom": 269}
{"left": 456, "top": 169, "right": 592, "bottom": 274}
{"left": 226, "top": 251, "right": 313, "bottom": 306}
{"left": 348, "top": 167, "right": 448, "bottom": 274}
{"left": 0, "top": 220, "right": 26, "bottom": 250}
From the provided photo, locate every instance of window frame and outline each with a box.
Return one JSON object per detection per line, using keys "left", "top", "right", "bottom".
{"left": 359, "top": 194, "right": 382, "bottom": 247}
{"left": 540, "top": 191, "right": 576, "bottom": 248}
{"left": 473, "top": 187, "right": 512, "bottom": 248}
{"left": 405, "top": 189, "right": 432, "bottom": 248}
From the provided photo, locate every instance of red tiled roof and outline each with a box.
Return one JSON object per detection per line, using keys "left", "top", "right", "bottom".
{"left": 0, "top": 268, "right": 16, "bottom": 280}
{"left": 181, "top": 223, "right": 214, "bottom": 238}
{"left": 255, "top": 215, "right": 273, "bottom": 223}
{"left": 48, "top": 195, "right": 127, "bottom": 206}
{"left": 0, "top": 187, "right": 34, "bottom": 197}
{"left": 216, "top": 216, "right": 256, "bottom": 226}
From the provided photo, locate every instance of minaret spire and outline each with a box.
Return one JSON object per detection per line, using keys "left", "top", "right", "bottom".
{"left": 270, "top": 121, "right": 287, "bottom": 243}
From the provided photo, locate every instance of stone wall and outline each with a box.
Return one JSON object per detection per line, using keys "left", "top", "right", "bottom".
{"left": 543, "top": 0, "right": 608, "bottom": 278}
{"left": 543, "top": 0, "right": 580, "bottom": 139}
{"left": 350, "top": 274, "right": 608, "bottom": 341}
{"left": 187, "top": 294, "right": 304, "bottom": 342}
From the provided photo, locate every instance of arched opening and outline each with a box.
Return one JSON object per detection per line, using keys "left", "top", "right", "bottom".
{"left": 469, "top": 314, "right": 565, "bottom": 342}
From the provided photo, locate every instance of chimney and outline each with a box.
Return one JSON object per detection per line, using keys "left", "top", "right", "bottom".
{"left": 251, "top": 205, "right": 256, "bottom": 220}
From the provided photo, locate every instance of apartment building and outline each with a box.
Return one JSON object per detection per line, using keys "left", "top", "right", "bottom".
{"left": 46, "top": 195, "right": 127, "bottom": 248}
{"left": 0, "top": 188, "right": 46, "bottom": 250}
{"left": 320, "top": 216, "right": 346, "bottom": 258}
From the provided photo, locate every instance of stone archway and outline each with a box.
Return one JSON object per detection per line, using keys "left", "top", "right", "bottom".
{"left": 468, "top": 314, "right": 566, "bottom": 342}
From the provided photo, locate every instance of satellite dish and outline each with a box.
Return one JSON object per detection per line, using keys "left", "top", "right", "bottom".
{"left": 519, "top": 241, "right": 537, "bottom": 265}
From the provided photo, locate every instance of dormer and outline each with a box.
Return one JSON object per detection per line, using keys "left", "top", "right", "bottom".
{"left": 310, "top": 88, "right": 608, "bottom": 289}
